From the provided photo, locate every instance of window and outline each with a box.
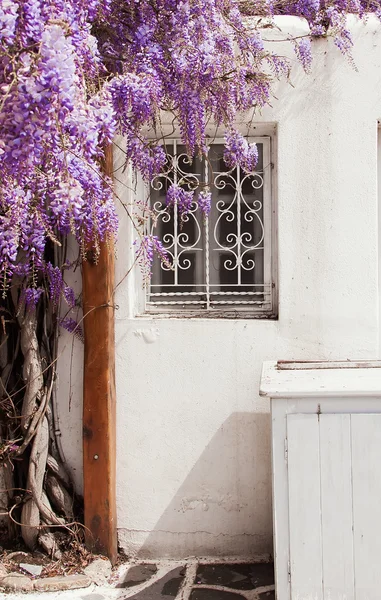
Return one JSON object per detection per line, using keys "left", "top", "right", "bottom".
{"left": 146, "top": 137, "right": 277, "bottom": 318}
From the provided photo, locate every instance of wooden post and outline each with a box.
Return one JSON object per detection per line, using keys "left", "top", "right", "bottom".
{"left": 82, "top": 144, "right": 117, "bottom": 563}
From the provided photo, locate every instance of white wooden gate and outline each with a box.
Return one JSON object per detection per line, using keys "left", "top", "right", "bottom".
{"left": 288, "top": 413, "right": 381, "bottom": 600}
{"left": 259, "top": 361, "right": 381, "bottom": 600}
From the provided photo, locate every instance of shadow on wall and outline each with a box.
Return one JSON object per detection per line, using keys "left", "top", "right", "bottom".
{"left": 119, "top": 412, "right": 273, "bottom": 559}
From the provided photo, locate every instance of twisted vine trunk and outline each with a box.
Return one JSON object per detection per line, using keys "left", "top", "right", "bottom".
{"left": 19, "top": 308, "right": 43, "bottom": 436}
{"left": 0, "top": 270, "right": 81, "bottom": 556}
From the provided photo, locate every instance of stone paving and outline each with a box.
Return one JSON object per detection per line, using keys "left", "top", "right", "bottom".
{"left": 2, "top": 561, "right": 275, "bottom": 600}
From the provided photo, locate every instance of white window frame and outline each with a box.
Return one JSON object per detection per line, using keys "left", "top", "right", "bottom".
{"left": 135, "top": 129, "right": 278, "bottom": 319}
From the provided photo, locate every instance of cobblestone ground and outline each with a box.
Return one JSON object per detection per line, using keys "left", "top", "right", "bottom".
{"left": 4, "top": 561, "right": 275, "bottom": 600}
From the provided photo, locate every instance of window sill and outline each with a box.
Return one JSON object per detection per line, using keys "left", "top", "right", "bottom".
{"left": 134, "top": 310, "right": 279, "bottom": 320}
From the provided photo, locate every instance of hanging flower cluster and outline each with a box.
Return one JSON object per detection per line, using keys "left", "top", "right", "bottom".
{"left": 198, "top": 190, "right": 212, "bottom": 217}
{"left": 224, "top": 130, "right": 259, "bottom": 174}
{"left": 0, "top": 0, "right": 379, "bottom": 306}
{"left": 240, "top": 0, "right": 381, "bottom": 56}
{"left": 0, "top": 0, "right": 116, "bottom": 303}
{"left": 166, "top": 184, "right": 194, "bottom": 217}
{"left": 134, "top": 234, "right": 171, "bottom": 280}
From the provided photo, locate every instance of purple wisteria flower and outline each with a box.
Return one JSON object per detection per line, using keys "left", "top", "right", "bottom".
{"left": 21, "top": 0, "right": 44, "bottom": 44}
{"left": 59, "top": 317, "right": 84, "bottom": 342}
{"left": 294, "top": 38, "right": 313, "bottom": 72}
{"left": 198, "top": 191, "right": 212, "bottom": 217}
{"left": 0, "top": 0, "right": 119, "bottom": 305}
{"left": 166, "top": 184, "right": 194, "bottom": 217}
{"left": 224, "top": 131, "right": 259, "bottom": 173}
{"left": 21, "top": 287, "right": 44, "bottom": 308}
{"left": 296, "top": 0, "right": 320, "bottom": 20}
{"left": 0, "top": 0, "right": 18, "bottom": 44}
{"left": 134, "top": 235, "right": 172, "bottom": 279}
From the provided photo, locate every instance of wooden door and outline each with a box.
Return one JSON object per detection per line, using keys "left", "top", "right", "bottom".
{"left": 286, "top": 413, "right": 381, "bottom": 600}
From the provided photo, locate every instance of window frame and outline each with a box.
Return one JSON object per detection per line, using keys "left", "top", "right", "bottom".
{"left": 138, "top": 131, "right": 278, "bottom": 319}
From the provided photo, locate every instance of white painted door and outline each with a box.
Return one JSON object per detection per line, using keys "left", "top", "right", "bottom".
{"left": 287, "top": 413, "right": 381, "bottom": 600}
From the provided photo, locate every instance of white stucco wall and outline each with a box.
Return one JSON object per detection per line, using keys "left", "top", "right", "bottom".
{"left": 57, "top": 17, "right": 381, "bottom": 559}
{"left": 56, "top": 246, "right": 84, "bottom": 495}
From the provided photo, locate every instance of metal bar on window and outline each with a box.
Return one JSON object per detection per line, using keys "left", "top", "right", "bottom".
{"left": 205, "top": 149, "right": 211, "bottom": 310}
{"left": 146, "top": 137, "right": 276, "bottom": 317}
{"left": 173, "top": 139, "right": 178, "bottom": 286}
{"left": 262, "top": 138, "right": 272, "bottom": 307}
{"left": 237, "top": 163, "right": 242, "bottom": 286}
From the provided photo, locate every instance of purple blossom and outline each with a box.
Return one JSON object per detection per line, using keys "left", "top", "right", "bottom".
{"left": 46, "top": 264, "right": 65, "bottom": 308}
{"left": 166, "top": 184, "right": 194, "bottom": 217}
{"left": 198, "top": 191, "right": 212, "bottom": 217}
{"left": 22, "top": 0, "right": 44, "bottom": 43}
{"left": 21, "top": 287, "right": 44, "bottom": 308}
{"left": 224, "top": 131, "right": 258, "bottom": 173}
{"left": 294, "top": 38, "right": 313, "bottom": 72}
{"left": 59, "top": 317, "right": 84, "bottom": 342}
{"left": 310, "top": 23, "right": 326, "bottom": 36}
{"left": 135, "top": 235, "right": 172, "bottom": 278}
{"left": 0, "top": 0, "right": 18, "bottom": 44}
{"left": 63, "top": 286, "right": 76, "bottom": 308}
{"left": 296, "top": 0, "right": 320, "bottom": 19}
{"left": 0, "top": 218, "right": 18, "bottom": 268}
{"left": 39, "top": 25, "right": 77, "bottom": 110}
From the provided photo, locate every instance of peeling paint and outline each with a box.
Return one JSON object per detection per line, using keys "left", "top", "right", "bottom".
{"left": 179, "top": 495, "right": 247, "bottom": 514}
{"left": 133, "top": 327, "right": 159, "bottom": 343}
{"left": 180, "top": 499, "right": 210, "bottom": 513}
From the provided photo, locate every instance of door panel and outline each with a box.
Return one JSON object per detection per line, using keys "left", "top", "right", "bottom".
{"left": 286, "top": 413, "right": 381, "bottom": 599}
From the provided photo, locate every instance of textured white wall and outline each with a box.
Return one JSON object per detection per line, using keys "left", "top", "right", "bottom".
{"left": 57, "top": 16, "right": 381, "bottom": 558}
{"left": 56, "top": 244, "right": 83, "bottom": 494}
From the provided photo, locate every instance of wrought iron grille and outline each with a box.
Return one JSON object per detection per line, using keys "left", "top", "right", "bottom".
{"left": 147, "top": 138, "right": 276, "bottom": 316}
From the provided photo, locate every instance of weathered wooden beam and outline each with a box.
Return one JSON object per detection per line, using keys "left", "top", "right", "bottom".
{"left": 82, "top": 144, "right": 117, "bottom": 563}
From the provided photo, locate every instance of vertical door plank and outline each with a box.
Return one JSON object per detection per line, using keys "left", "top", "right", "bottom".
{"left": 287, "top": 413, "right": 323, "bottom": 600}
{"left": 271, "top": 399, "right": 292, "bottom": 600}
{"left": 351, "top": 414, "right": 381, "bottom": 600}
{"left": 319, "top": 414, "right": 355, "bottom": 599}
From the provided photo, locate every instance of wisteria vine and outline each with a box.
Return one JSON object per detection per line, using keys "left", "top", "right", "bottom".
{"left": 0, "top": 0, "right": 380, "bottom": 304}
